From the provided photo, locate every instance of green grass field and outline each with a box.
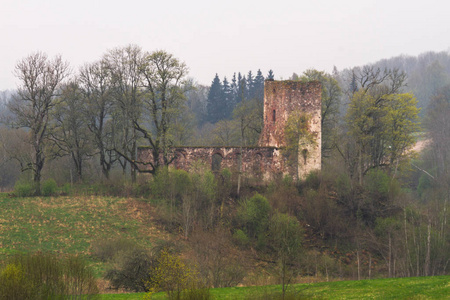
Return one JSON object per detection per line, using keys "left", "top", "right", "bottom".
{"left": 99, "top": 276, "right": 449, "bottom": 299}
{"left": 0, "top": 193, "right": 164, "bottom": 275}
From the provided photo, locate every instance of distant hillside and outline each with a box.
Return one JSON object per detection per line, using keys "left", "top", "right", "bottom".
{"left": 339, "top": 50, "right": 450, "bottom": 111}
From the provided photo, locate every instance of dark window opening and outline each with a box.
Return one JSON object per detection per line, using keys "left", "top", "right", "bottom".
{"left": 272, "top": 109, "right": 276, "bottom": 122}
{"left": 301, "top": 149, "right": 308, "bottom": 165}
{"left": 212, "top": 153, "right": 222, "bottom": 172}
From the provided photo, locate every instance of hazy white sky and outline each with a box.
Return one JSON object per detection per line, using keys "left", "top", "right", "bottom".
{"left": 1, "top": 0, "right": 449, "bottom": 90}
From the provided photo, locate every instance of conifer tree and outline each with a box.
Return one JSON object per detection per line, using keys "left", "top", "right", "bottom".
{"left": 267, "top": 69, "right": 274, "bottom": 80}
{"left": 230, "top": 73, "right": 238, "bottom": 108}
{"left": 236, "top": 73, "right": 243, "bottom": 103}
{"left": 222, "top": 77, "right": 233, "bottom": 119}
{"left": 254, "top": 69, "right": 265, "bottom": 102}
{"left": 237, "top": 74, "right": 247, "bottom": 103}
{"left": 246, "top": 70, "right": 255, "bottom": 100}
{"left": 206, "top": 74, "right": 225, "bottom": 123}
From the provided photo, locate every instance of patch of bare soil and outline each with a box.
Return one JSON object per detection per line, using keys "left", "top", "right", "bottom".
{"left": 411, "top": 138, "right": 430, "bottom": 153}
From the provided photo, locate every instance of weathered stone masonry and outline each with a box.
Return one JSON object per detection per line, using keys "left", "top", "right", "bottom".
{"left": 259, "top": 80, "right": 322, "bottom": 178}
{"left": 138, "top": 146, "right": 294, "bottom": 181}
{"left": 137, "top": 80, "right": 322, "bottom": 181}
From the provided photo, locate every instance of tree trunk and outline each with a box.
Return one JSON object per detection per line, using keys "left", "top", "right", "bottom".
{"left": 425, "top": 218, "right": 431, "bottom": 276}
{"left": 131, "top": 129, "right": 137, "bottom": 183}
{"left": 404, "top": 208, "right": 412, "bottom": 277}
{"left": 357, "top": 248, "right": 361, "bottom": 280}
{"left": 33, "top": 144, "right": 44, "bottom": 196}
{"left": 388, "top": 232, "right": 392, "bottom": 277}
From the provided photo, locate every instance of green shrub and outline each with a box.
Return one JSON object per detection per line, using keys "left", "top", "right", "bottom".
{"left": 0, "top": 252, "right": 98, "bottom": 299}
{"left": 150, "top": 168, "right": 192, "bottom": 203}
{"left": 303, "top": 170, "right": 321, "bottom": 190}
{"left": 218, "top": 168, "right": 232, "bottom": 195}
{"left": 233, "top": 229, "right": 249, "bottom": 247}
{"left": 133, "top": 182, "right": 151, "bottom": 198}
{"left": 180, "top": 286, "right": 211, "bottom": 300}
{"left": 104, "top": 247, "right": 154, "bottom": 292}
{"left": 236, "top": 193, "right": 271, "bottom": 241}
{"left": 94, "top": 238, "right": 154, "bottom": 292}
{"left": 42, "top": 178, "right": 58, "bottom": 196}
{"left": 365, "top": 169, "right": 390, "bottom": 200}
{"left": 146, "top": 249, "right": 204, "bottom": 300}
{"left": 14, "top": 181, "right": 33, "bottom": 197}
{"left": 62, "top": 255, "right": 99, "bottom": 297}
{"left": 61, "top": 183, "right": 72, "bottom": 195}
{"left": 0, "top": 263, "right": 32, "bottom": 300}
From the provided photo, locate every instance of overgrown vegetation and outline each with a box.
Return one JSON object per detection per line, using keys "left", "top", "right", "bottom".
{"left": 0, "top": 252, "right": 98, "bottom": 299}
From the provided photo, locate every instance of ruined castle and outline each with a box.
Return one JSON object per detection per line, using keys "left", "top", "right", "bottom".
{"left": 138, "top": 80, "right": 322, "bottom": 181}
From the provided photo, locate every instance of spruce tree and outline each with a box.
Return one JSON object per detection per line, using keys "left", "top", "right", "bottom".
{"left": 254, "top": 69, "right": 265, "bottom": 102}
{"left": 206, "top": 74, "right": 224, "bottom": 123}
{"left": 230, "top": 73, "right": 238, "bottom": 109}
{"left": 267, "top": 69, "right": 274, "bottom": 80}
{"left": 222, "top": 76, "right": 233, "bottom": 118}
{"left": 246, "top": 70, "right": 255, "bottom": 100}
{"left": 350, "top": 70, "right": 358, "bottom": 94}
{"left": 237, "top": 74, "right": 247, "bottom": 103}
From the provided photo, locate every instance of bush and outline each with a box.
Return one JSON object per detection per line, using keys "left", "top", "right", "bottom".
{"left": 0, "top": 263, "right": 32, "bottom": 300}
{"left": 217, "top": 168, "right": 232, "bottom": 200}
{"left": 180, "top": 287, "right": 211, "bottom": 300}
{"left": 0, "top": 252, "right": 98, "bottom": 299}
{"left": 61, "top": 255, "right": 99, "bottom": 298}
{"left": 150, "top": 168, "right": 191, "bottom": 204}
{"left": 236, "top": 193, "right": 271, "bottom": 242}
{"left": 146, "top": 249, "right": 208, "bottom": 300}
{"left": 104, "top": 247, "right": 154, "bottom": 292}
{"left": 42, "top": 178, "right": 58, "bottom": 196}
{"left": 191, "top": 227, "right": 245, "bottom": 288}
{"left": 303, "top": 170, "right": 321, "bottom": 190}
{"left": 233, "top": 229, "right": 249, "bottom": 247}
{"left": 365, "top": 169, "right": 390, "bottom": 200}
{"left": 61, "top": 183, "right": 72, "bottom": 195}
{"left": 14, "top": 181, "right": 33, "bottom": 197}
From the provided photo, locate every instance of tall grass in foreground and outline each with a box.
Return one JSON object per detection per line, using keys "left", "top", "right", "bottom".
{"left": 101, "top": 275, "right": 449, "bottom": 299}
{"left": 0, "top": 252, "right": 99, "bottom": 299}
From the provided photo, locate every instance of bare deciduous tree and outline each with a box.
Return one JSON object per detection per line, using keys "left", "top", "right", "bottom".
{"left": 79, "top": 60, "right": 116, "bottom": 180}
{"left": 8, "top": 52, "right": 69, "bottom": 194}
{"left": 49, "top": 81, "right": 92, "bottom": 182}
{"left": 105, "top": 45, "right": 145, "bottom": 182}
{"left": 129, "top": 50, "right": 188, "bottom": 173}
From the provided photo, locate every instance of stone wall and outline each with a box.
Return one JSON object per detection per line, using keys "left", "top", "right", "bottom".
{"left": 137, "top": 80, "right": 322, "bottom": 181}
{"left": 138, "top": 146, "right": 296, "bottom": 181}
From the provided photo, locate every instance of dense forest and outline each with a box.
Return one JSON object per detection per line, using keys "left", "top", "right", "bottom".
{"left": 0, "top": 47, "right": 449, "bottom": 295}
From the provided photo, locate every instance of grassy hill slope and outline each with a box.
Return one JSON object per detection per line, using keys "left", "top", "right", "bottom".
{"left": 0, "top": 193, "right": 165, "bottom": 273}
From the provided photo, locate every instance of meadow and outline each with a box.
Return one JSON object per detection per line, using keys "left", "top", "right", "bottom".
{"left": 1, "top": 193, "right": 448, "bottom": 299}
{"left": 0, "top": 192, "right": 163, "bottom": 276}
{"left": 100, "top": 276, "right": 450, "bottom": 299}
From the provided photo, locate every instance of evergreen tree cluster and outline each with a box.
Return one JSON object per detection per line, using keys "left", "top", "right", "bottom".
{"left": 206, "top": 69, "right": 272, "bottom": 124}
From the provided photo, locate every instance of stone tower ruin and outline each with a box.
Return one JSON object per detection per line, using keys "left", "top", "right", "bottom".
{"left": 259, "top": 80, "right": 322, "bottom": 179}
{"left": 138, "top": 80, "right": 322, "bottom": 181}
